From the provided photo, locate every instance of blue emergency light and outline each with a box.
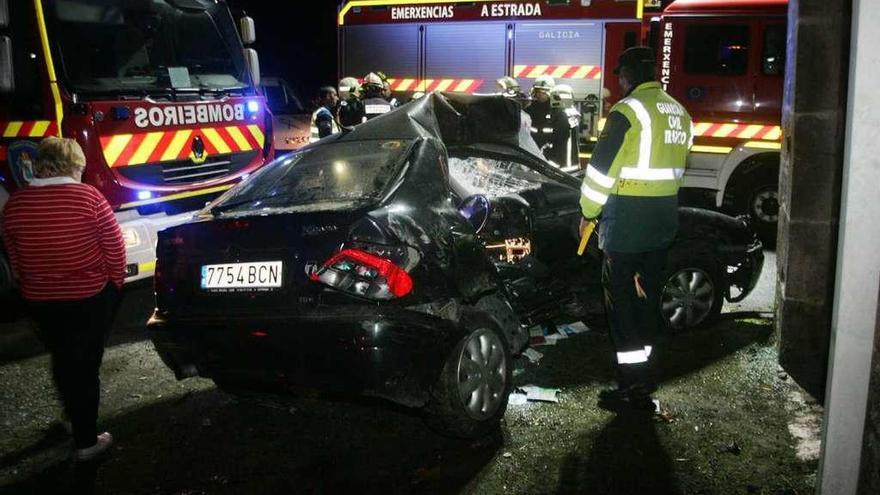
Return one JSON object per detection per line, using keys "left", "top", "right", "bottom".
{"left": 246, "top": 100, "right": 260, "bottom": 120}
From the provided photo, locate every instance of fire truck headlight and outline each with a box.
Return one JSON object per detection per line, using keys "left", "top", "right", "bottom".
{"left": 137, "top": 190, "right": 153, "bottom": 200}
{"left": 122, "top": 227, "right": 142, "bottom": 249}
{"left": 247, "top": 100, "right": 260, "bottom": 118}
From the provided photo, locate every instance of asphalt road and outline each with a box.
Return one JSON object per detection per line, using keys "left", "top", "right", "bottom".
{"left": 1, "top": 250, "right": 817, "bottom": 494}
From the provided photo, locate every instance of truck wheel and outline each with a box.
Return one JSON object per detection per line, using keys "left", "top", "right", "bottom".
{"left": 661, "top": 245, "right": 725, "bottom": 330}
{"left": 423, "top": 312, "right": 511, "bottom": 438}
{"left": 725, "top": 159, "right": 779, "bottom": 248}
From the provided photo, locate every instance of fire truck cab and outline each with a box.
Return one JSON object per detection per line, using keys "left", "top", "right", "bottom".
{"left": 0, "top": 0, "right": 273, "bottom": 291}
{"left": 655, "top": 0, "right": 786, "bottom": 243}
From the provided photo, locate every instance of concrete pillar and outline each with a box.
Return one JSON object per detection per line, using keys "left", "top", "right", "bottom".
{"left": 859, "top": 293, "right": 880, "bottom": 493}
{"left": 817, "top": 0, "right": 880, "bottom": 492}
{"left": 776, "top": 0, "right": 850, "bottom": 400}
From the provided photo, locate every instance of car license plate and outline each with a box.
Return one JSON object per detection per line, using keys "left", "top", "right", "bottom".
{"left": 200, "top": 261, "right": 283, "bottom": 290}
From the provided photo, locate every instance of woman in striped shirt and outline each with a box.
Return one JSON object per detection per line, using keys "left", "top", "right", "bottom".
{"left": 2, "top": 137, "right": 126, "bottom": 461}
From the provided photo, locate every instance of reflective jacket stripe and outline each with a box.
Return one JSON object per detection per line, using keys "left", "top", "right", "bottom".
{"left": 587, "top": 164, "right": 616, "bottom": 188}
{"left": 619, "top": 167, "right": 684, "bottom": 180}
{"left": 622, "top": 98, "right": 653, "bottom": 170}
{"left": 581, "top": 183, "right": 609, "bottom": 205}
{"left": 617, "top": 349, "right": 649, "bottom": 364}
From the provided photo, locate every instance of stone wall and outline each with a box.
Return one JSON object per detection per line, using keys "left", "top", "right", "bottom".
{"left": 776, "top": 0, "right": 851, "bottom": 401}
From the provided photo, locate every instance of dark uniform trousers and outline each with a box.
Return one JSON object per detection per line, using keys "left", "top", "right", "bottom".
{"left": 601, "top": 248, "right": 667, "bottom": 389}
{"left": 28, "top": 283, "right": 120, "bottom": 448}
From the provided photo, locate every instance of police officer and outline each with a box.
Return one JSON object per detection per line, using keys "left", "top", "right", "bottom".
{"left": 337, "top": 76, "right": 364, "bottom": 128}
{"left": 524, "top": 75, "right": 556, "bottom": 151}
{"left": 362, "top": 72, "right": 393, "bottom": 121}
{"left": 309, "top": 86, "right": 339, "bottom": 143}
{"left": 579, "top": 47, "right": 693, "bottom": 411}
{"left": 547, "top": 84, "right": 581, "bottom": 169}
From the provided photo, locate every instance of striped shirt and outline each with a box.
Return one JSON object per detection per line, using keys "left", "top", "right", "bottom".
{"left": 2, "top": 177, "right": 126, "bottom": 301}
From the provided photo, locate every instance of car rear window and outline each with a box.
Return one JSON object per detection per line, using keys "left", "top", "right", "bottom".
{"left": 211, "top": 139, "right": 412, "bottom": 214}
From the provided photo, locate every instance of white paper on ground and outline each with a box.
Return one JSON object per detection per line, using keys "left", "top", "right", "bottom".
{"left": 567, "top": 321, "right": 590, "bottom": 333}
{"left": 520, "top": 385, "right": 560, "bottom": 403}
{"left": 523, "top": 348, "right": 544, "bottom": 363}
{"left": 508, "top": 392, "right": 528, "bottom": 405}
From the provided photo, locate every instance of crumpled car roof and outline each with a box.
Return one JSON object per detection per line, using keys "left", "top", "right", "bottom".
{"left": 332, "top": 92, "right": 545, "bottom": 159}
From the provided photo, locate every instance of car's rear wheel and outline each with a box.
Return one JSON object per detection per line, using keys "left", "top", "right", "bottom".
{"left": 423, "top": 313, "right": 512, "bottom": 438}
{"left": 661, "top": 247, "right": 725, "bottom": 330}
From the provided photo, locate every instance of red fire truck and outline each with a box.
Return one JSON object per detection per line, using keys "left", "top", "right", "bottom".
{"left": 337, "top": 0, "right": 785, "bottom": 242}
{"left": 0, "top": 0, "right": 273, "bottom": 291}
{"left": 652, "top": 0, "right": 786, "bottom": 242}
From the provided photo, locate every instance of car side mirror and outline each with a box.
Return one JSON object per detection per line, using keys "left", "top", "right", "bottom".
{"left": 458, "top": 194, "right": 491, "bottom": 234}
{"left": 239, "top": 16, "right": 255, "bottom": 45}
{"left": 243, "top": 48, "right": 260, "bottom": 87}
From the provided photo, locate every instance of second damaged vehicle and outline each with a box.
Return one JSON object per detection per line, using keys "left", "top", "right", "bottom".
{"left": 148, "top": 93, "right": 763, "bottom": 437}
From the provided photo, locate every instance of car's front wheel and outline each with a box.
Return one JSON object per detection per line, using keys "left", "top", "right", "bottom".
{"left": 423, "top": 312, "right": 512, "bottom": 438}
{"left": 661, "top": 246, "right": 725, "bottom": 330}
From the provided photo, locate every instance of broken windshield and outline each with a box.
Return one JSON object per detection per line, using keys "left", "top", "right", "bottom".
{"left": 45, "top": 0, "right": 250, "bottom": 97}
{"left": 211, "top": 140, "right": 414, "bottom": 215}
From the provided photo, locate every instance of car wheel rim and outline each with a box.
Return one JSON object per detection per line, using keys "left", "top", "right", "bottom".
{"left": 661, "top": 268, "right": 716, "bottom": 329}
{"left": 456, "top": 328, "right": 507, "bottom": 420}
{"left": 751, "top": 188, "right": 779, "bottom": 223}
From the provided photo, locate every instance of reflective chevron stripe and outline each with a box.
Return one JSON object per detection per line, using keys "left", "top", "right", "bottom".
{"left": 692, "top": 122, "right": 782, "bottom": 141}
{"left": 1, "top": 120, "right": 59, "bottom": 138}
{"left": 99, "top": 125, "right": 265, "bottom": 168}
{"left": 385, "top": 78, "right": 484, "bottom": 93}
{"left": 513, "top": 65, "right": 602, "bottom": 80}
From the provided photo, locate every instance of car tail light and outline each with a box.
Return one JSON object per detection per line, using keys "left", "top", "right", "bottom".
{"left": 309, "top": 248, "right": 413, "bottom": 300}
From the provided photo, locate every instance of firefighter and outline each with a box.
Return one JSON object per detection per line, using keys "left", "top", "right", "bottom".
{"left": 309, "top": 86, "right": 340, "bottom": 143}
{"left": 497, "top": 76, "right": 535, "bottom": 150}
{"left": 375, "top": 71, "right": 400, "bottom": 108}
{"left": 338, "top": 76, "right": 361, "bottom": 102}
{"left": 547, "top": 84, "right": 581, "bottom": 169}
{"left": 579, "top": 47, "right": 693, "bottom": 412}
{"left": 496, "top": 76, "right": 528, "bottom": 102}
{"left": 524, "top": 75, "right": 556, "bottom": 152}
{"left": 337, "top": 76, "right": 364, "bottom": 128}
{"left": 362, "top": 72, "right": 393, "bottom": 121}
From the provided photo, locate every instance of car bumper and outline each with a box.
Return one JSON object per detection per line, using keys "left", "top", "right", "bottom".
{"left": 147, "top": 306, "right": 463, "bottom": 408}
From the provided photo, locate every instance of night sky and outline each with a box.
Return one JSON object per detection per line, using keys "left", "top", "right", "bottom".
{"left": 228, "top": 1, "right": 340, "bottom": 107}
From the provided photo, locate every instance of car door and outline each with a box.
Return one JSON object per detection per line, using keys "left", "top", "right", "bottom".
{"left": 446, "top": 146, "right": 599, "bottom": 320}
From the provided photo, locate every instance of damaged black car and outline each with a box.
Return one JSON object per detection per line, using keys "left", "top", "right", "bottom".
{"left": 148, "top": 93, "right": 763, "bottom": 437}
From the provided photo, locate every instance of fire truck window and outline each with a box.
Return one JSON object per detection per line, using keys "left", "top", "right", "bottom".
{"left": 0, "top": 0, "right": 45, "bottom": 119}
{"left": 684, "top": 25, "right": 749, "bottom": 76}
{"left": 45, "top": 0, "right": 249, "bottom": 95}
{"left": 762, "top": 25, "right": 786, "bottom": 76}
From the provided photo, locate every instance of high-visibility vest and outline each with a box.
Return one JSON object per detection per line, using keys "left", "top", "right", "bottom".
{"left": 310, "top": 107, "right": 339, "bottom": 143}
{"left": 580, "top": 81, "right": 693, "bottom": 218}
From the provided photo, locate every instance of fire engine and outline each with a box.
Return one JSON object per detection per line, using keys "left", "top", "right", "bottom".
{"left": 0, "top": 0, "right": 273, "bottom": 291}
{"left": 337, "top": 0, "right": 785, "bottom": 242}
{"left": 652, "top": 0, "right": 785, "bottom": 243}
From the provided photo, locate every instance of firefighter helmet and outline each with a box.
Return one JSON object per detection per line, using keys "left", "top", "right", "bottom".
{"left": 496, "top": 76, "right": 521, "bottom": 96}
{"left": 339, "top": 77, "right": 361, "bottom": 95}
{"left": 363, "top": 72, "right": 384, "bottom": 90}
{"left": 550, "top": 84, "right": 574, "bottom": 109}
{"left": 531, "top": 75, "right": 555, "bottom": 93}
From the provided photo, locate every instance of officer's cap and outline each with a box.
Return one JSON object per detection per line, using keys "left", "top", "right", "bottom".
{"left": 614, "top": 46, "right": 655, "bottom": 75}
